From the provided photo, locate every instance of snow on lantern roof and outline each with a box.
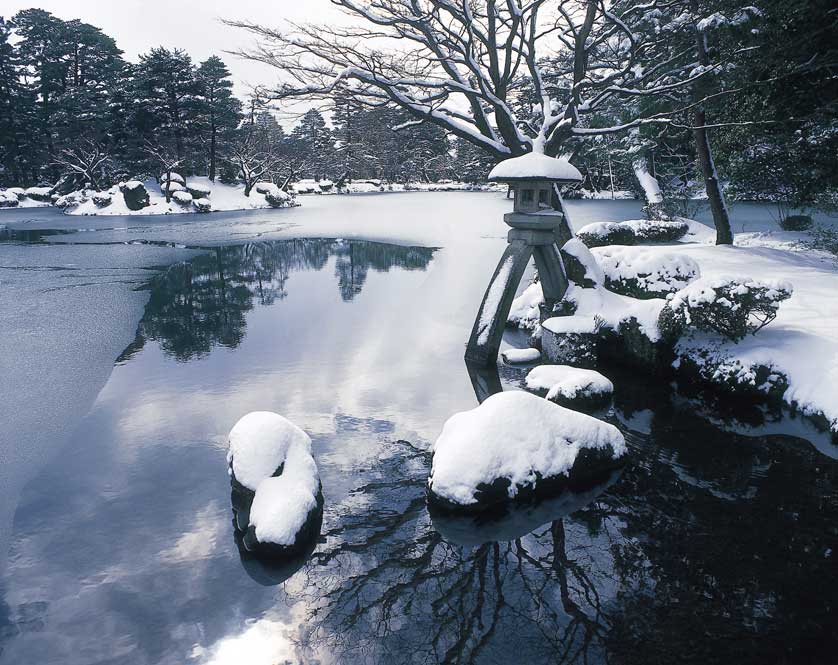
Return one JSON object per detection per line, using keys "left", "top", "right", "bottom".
{"left": 488, "top": 152, "right": 583, "bottom": 183}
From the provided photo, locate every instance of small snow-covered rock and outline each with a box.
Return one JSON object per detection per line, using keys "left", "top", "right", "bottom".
{"left": 227, "top": 411, "right": 322, "bottom": 556}
{"left": 561, "top": 238, "right": 603, "bottom": 287}
{"left": 501, "top": 348, "right": 541, "bottom": 364}
{"left": 92, "top": 192, "right": 112, "bottom": 208}
{"left": 524, "top": 365, "right": 613, "bottom": 409}
{"left": 428, "top": 391, "right": 626, "bottom": 511}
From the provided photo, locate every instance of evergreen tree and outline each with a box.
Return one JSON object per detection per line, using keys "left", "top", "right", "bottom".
{"left": 288, "top": 109, "right": 334, "bottom": 180}
{"left": 193, "top": 55, "right": 241, "bottom": 181}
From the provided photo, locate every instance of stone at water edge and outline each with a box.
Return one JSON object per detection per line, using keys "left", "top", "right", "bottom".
{"left": 427, "top": 391, "right": 626, "bottom": 513}
{"left": 524, "top": 364, "right": 614, "bottom": 410}
{"left": 501, "top": 347, "right": 541, "bottom": 364}
{"left": 120, "top": 181, "right": 150, "bottom": 211}
{"left": 227, "top": 411, "right": 323, "bottom": 557}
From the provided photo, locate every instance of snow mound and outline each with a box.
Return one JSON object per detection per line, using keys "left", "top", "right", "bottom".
{"left": 488, "top": 152, "right": 582, "bottom": 183}
{"left": 227, "top": 411, "right": 311, "bottom": 492}
{"left": 525, "top": 365, "right": 613, "bottom": 406}
{"left": 428, "top": 391, "right": 626, "bottom": 508}
{"left": 501, "top": 348, "right": 541, "bottom": 364}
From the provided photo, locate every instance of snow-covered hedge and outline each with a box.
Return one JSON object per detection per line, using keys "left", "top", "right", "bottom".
{"left": 660, "top": 277, "right": 793, "bottom": 342}
{"left": 172, "top": 190, "right": 193, "bottom": 206}
{"left": 594, "top": 246, "right": 700, "bottom": 299}
{"left": 193, "top": 197, "right": 211, "bottom": 213}
{"left": 428, "top": 391, "right": 626, "bottom": 511}
{"left": 0, "top": 190, "right": 19, "bottom": 208}
{"left": 577, "top": 219, "right": 689, "bottom": 247}
{"left": 186, "top": 182, "right": 211, "bottom": 198}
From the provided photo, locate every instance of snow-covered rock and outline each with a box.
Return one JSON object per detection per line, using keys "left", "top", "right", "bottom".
{"left": 561, "top": 238, "right": 604, "bottom": 287}
{"left": 501, "top": 347, "right": 541, "bottom": 364}
{"left": 427, "top": 391, "right": 626, "bottom": 511}
{"left": 92, "top": 192, "right": 112, "bottom": 208}
{"left": 120, "top": 180, "right": 150, "bottom": 210}
{"left": 193, "top": 197, "right": 211, "bottom": 213}
{"left": 0, "top": 190, "right": 20, "bottom": 208}
{"left": 594, "top": 246, "right": 700, "bottom": 299}
{"left": 524, "top": 365, "right": 614, "bottom": 409}
{"left": 508, "top": 281, "right": 543, "bottom": 331}
{"left": 227, "top": 411, "right": 322, "bottom": 555}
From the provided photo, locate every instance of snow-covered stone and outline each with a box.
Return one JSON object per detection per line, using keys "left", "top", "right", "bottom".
{"left": 488, "top": 152, "right": 583, "bottom": 183}
{"left": 501, "top": 347, "right": 541, "bottom": 364}
{"left": 561, "top": 238, "right": 604, "bottom": 287}
{"left": 227, "top": 411, "right": 322, "bottom": 555}
{"left": 524, "top": 365, "right": 613, "bottom": 409}
{"left": 120, "top": 180, "right": 150, "bottom": 210}
{"left": 192, "top": 197, "right": 211, "bottom": 213}
{"left": 0, "top": 190, "right": 20, "bottom": 208}
{"left": 508, "top": 281, "right": 543, "bottom": 331}
{"left": 428, "top": 391, "right": 626, "bottom": 511}
{"left": 92, "top": 192, "right": 112, "bottom": 208}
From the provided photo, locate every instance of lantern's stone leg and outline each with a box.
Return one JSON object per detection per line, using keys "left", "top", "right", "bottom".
{"left": 532, "top": 243, "right": 568, "bottom": 303}
{"left": 465, "top": 240, "right": 533, "bottom": 366}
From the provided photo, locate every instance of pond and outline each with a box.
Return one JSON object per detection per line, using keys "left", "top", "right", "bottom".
{"left": 1, "top": 233, "right": 836, "bottom": 665}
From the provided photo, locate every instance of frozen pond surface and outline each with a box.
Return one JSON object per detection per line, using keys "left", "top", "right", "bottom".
{"left": 0, "top": 195, "right": 837, "bottom": 664}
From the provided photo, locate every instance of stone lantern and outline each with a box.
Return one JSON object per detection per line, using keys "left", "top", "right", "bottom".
{"left": 465, "top": 151, "right": 583, "bottom": 366}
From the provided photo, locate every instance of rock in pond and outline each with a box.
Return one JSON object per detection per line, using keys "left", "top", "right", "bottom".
{"left": 227, "top": 411, "right": 323, "bottom": 557}
{"left": 524, "top": 364, "right": 614, "bottom": 410}
{"left": 120, "top": 180, "right": 150, "bottom": 210}
{"left": 427, "top": 391, "right": 627, "bottom": 513}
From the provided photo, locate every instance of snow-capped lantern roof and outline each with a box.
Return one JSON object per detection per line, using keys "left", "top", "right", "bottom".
{"left": 488, "top": 152, "right": 583, "bottom": 184}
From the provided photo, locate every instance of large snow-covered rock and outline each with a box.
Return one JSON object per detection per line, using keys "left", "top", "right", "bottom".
{"left": 524, "top": 365, "right": 614, "bottom": 409}
{"left": 227, "top": 411, "right": 322, "bottom": 556}
{"left": 428, "top": 391, "right": 626, "bottom": 512}
{"left": 120, "top": 180, "right": 150, "bottom": 210}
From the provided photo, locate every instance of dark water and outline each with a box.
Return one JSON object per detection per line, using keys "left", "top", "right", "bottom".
{"left": 1, "top": 238, "right": 836, "bottom": 665}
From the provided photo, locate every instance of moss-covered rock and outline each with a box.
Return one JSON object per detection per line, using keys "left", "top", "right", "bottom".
{"left": 120, "top": 181, "right": 150, "bottom": 210}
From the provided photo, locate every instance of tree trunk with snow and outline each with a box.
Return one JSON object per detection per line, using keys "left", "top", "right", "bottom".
{"left": 633, "top": 157, "right": 666, "bottom": 220}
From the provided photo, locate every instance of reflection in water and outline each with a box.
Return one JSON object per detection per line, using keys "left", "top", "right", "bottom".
{"left": 1, "top": 239, "right": 836, "bottom": 665}
{"left": 121, "top": 239, "right": 436, "bottom": 362}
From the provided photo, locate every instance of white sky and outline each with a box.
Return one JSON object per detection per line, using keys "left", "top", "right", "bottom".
{"left": 1, "top": 0, "right": 348, "bottom": 116}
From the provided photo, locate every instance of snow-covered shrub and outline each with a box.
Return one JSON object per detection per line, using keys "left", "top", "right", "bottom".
{"left": 160, "top": 171, "right": 185, "bottom": 185}
{"left": 228, "top": 412, "right": 322, "bottom": 555}
{"left": 805, "top": 226, "right": 838, "bottom": 258}
{"left": 254, "top": 181, "right": 277, "bottom": 195}
{"left": 161, "top": 180, "right": 185, "bottom": 193}
{"left": 779, "top": 214, "right": 813, "bottom": 231}
{"left": 24, "top": 186, "right": 53, "bottom": 202}
{"left": 192, "top": 197, "right": 211, "bottom": 213}
{"left": 524, "top": 365, "right": 613, "bottom": 409}
{"left": 120, "top": 180, "right": 150, "bottom": 210}
{"left": 595, "top": 247, "right": 700, "bottom": 299}
{"left": 6, "top": 187, "right": 25, "bottom": 200}
{"left": 265, "top": 190, "right": 293, "bottom": 207}
{"left": 186, "top": 183, "right": 211, "bottom": 198}
{"left": 172, "top": 190, "right": 193, "bottom": 206}
{"left": 92, "top": 192, "right": 112, "bottom": 208}
{"left": 0, "top": 190, "right": 20, "bottom": 208}
{"left": 427, "top": 391, "right": 626, "bottom": 511}
{"left": 663, "top": 277, "right": 793, "bottom": 342}
{"left": 577, "top": 222, "right": 636, "bottom": 248}
{"left": 623, "top": 219, "right": 689, "bottom": 243}
{"left": 54, "top": 191, "right": 88, "bottom": 209}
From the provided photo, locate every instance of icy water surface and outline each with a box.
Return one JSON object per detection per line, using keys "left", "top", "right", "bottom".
{"left": 1, "top": 234, "right": 837, "bottom": 665}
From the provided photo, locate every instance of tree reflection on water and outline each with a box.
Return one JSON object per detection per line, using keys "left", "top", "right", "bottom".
{"left": 119, "top": 239, "right": 436, "bottom": 362}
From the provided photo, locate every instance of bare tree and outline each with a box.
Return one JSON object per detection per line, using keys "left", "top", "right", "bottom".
{"left": 52, "top": 139, "right": 113, "bottom": 191}
{"left": 228, "top": 1, "right": 730, "bottom": 161}
{"left": 228, "top": 124, "right": 285, "bottom": 196}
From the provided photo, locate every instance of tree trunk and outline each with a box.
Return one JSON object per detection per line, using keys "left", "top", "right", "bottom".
{"left": 693, "top": 109, "right": 733, "bottom": 244}
{"left": 209, "top": 125, "right": 217, "bottom": 182}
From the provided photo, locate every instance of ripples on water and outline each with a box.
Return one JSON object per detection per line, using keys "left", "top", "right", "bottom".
{"left": 1, "top": 239, "right": 836, "bottom": 665}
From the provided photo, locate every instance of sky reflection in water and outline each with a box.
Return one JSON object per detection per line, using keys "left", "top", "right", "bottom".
{"left": 1, "top": 238, "right": 837, "bottom": 665}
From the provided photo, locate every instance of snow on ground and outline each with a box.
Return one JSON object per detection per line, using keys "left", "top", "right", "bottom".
{"left": 67, "top": 177, "right": 296, "bottom": 216}
{"left": 574, "top": 189, "right": 635, "bottom": 200}
{"left": 0, "top": 187, "right": 52, "bottom": 208}
{"left": 525, "top": 365, "right": 614, "bottom": 403}
{"left": 429, "top": 391, "right": 626, "bottom": 506}
{"left": 593, "top": 246, "right": 701, "bottom": 294}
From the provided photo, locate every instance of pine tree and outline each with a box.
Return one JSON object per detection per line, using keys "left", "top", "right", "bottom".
{"left": 288, "top": 109, "right": 334, "bottom": 180}
{"left": 193, "top": 56, "right": 241, "bottom": 181}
